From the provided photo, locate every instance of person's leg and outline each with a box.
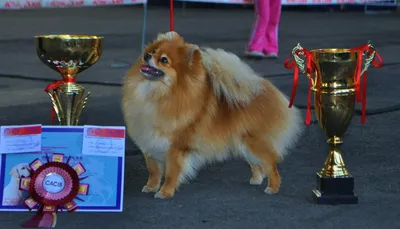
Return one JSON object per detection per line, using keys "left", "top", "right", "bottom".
{"left": 246, "top": 0, "right": 269, "bottom": 56}
{"left": 264, "top": 0, "right": 282, "bottom": 56}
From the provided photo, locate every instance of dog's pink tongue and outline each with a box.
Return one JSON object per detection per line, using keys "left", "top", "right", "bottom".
{"left": 140, "top": 65, "right": 152, "bottom": 71}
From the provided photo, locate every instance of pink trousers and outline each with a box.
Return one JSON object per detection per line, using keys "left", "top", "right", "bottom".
{"left": 247, "top": 0, "right": 282, "bottom": 54}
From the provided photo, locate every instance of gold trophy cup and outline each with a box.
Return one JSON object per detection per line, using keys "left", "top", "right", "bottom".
{"left": 35, "top": 35, "right": 103, "bottom": 126}
{"left": 287, "top": 42, "right": 382, "bottom": 204}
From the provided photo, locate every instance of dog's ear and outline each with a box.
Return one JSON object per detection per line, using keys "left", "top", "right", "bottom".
{"left": 155, "top": 31, "right": 183, "bottom": 44}
{"left": 185, "top": 44, "right": 202, "bottom": 65}
{"left": 10, "top": 166, "right": 19, "bottom": 178}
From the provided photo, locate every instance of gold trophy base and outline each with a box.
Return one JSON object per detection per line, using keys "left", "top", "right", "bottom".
{"left": 312, "top": 174, "right": 358, "bottom": 205}
{"left": 312, "top": 137, "right": 358, "bottom": 205}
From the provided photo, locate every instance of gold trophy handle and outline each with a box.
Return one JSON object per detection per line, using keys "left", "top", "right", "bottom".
{"left": 360, "top": 41, "right": 376, "bottom": 76}
{"left": 291, "top": 43, "right": 316, "bottom": 87}
{"left": 292, "top": 43, "right": 307, "bottom": 74}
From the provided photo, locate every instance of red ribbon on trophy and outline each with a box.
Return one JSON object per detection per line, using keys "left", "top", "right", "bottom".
{"left": 44, "top": 77, "right": 76, "bottom": 124}
{"left": 349, "top": 44, "right": 383, "bottom": 124}
{"left": 284, "top": 48, "right": 317, "bottom": 126}
{"left": 19, "top": 153, "right": 89, "bottom": 228}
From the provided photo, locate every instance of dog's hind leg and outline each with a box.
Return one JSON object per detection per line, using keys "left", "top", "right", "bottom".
{"left": 243, "top": 135, "right": 281, "bottom": 195}
{"left": 248, "top": 163, "right": 265, "bottom": 185}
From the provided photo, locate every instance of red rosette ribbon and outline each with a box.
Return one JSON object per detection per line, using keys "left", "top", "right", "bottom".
{"left": 19, "top": 153, "right": 90, "bottom": 228}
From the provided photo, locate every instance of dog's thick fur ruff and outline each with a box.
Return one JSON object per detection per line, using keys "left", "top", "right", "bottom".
{"left": 122, "top": 31, "right": 303, "bottom": 199}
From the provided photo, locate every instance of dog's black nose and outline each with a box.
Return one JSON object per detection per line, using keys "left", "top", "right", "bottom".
{"left": 143, "top": 53, "right": 152, "bottom": 62}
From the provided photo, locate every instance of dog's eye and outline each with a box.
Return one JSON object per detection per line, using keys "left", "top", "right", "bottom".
{"left": 160, "top": 57, "right": 168, "bottom": 64}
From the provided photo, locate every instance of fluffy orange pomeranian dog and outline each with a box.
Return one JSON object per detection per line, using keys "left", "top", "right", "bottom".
{"left": 122, "top": 31, "right": 303, "bottom": 199}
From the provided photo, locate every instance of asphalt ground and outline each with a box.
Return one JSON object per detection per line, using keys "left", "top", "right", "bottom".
{"left": 0, "top": 5, "right": 399, "bottom": 229}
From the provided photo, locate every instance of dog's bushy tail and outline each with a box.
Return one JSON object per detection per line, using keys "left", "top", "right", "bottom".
{"left": 200, "top": 48, "right": 265, "bottom": 107}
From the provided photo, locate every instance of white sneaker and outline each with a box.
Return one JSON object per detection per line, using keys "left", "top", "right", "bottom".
{"left": 244, "top": 50, "right": 266, "bottom": 59}
{"left": 265, "top": 53, "right": 278, "bottom": 59}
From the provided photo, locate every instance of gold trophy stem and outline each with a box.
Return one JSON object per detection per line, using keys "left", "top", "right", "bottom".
{"left": 48, "top": 81, "right": 89, "bottom": 126}
{"left": 319, "top": 136, "right": 350, "bottom": 178}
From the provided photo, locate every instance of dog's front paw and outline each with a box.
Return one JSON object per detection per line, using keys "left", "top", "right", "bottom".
{"left": 142, "top": 185, "right": 159, "bottom": 193}
{"left": 154, "top": 189, "right": 174, "bottom": 199}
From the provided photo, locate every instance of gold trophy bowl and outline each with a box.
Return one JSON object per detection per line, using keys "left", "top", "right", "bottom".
{"left": 35, "top": 35, "right": 103, "bottom": 126}
{"left": 288, "top": 43, "right": 380, "bottom": 205}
